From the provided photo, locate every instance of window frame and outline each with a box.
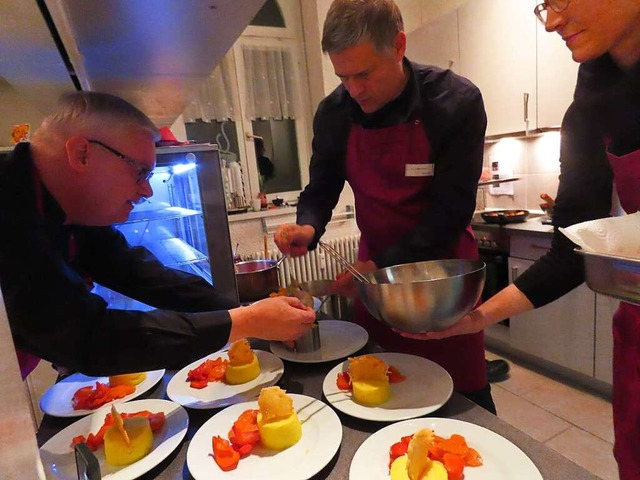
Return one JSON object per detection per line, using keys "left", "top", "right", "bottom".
{"left": 229, "top": 0, "right": 313, "bottom": 203}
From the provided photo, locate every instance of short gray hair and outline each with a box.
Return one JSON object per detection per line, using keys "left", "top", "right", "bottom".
{"left": 322, "top": 0, "right": 404, "bottom": 54}
{"left": 32, "top": 91, "right": 160, "bottom": 146}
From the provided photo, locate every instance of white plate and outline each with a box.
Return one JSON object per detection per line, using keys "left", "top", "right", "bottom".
{"left": 40, "top": 398, "right": 189, "bottom": 480}
{"left": 187, "top": 393, "right": 342, "bottom": 480}
{"left": 349, "top": 417, "right": 543, "bottom": 479}
{"left": 166, "top": 350, "right": 284, "bottom": 409}
{"left": 40, "top": 369, "right": 165, "bottom": 418}
{"left": 322, "top": 352, "right": 453, "bottom": 422}
{"left": 270, "top": 320, "right": 369, "bottom": 364}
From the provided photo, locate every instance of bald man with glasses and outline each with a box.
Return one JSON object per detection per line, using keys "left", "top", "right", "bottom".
{"left": 0, "top": 91, "right": 314, "bottom": 380}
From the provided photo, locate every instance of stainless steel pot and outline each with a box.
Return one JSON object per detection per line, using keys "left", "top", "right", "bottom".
{"left": 234, "top": 259, "right": 283, "bottom": 303}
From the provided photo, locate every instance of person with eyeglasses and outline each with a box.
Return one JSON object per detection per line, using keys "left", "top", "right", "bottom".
{"left": 275, "top": 0, "right": 497, "bottom": 413}
{"left": 0, "top": 91, "right": 315, "bottom": 380}
{"left": 400, "top": 1, "right": 640, "bottom": 478}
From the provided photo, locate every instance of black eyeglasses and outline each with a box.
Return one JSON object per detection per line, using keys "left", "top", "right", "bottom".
{"left": 88, "top": 139, "right": 154, "bottom": 184}
{"left": 534, "top": 0, "right": 570, "bottom": 23}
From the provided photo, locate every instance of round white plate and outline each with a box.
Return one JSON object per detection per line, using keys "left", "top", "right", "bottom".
{"left": 322, "top": 352, "right": 453, "bottom": 422}
{"left": 40, "top": 369, "right": 165, "bottom": 418}
{"left": 270, "top": 320, "right": 369, "bottom": 364}
{"left": 349, "top": 417, "right": 543, "bottom": 479}
{"left": 40, "top": 398, "right": 189, "bottom": 480}
{"left": 187, "top": 393, "right": 342, "bottom": 480}
{"left": 166, "top": 350, "right": 284, "bottom": 409}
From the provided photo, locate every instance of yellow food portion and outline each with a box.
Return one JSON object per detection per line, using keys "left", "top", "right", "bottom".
{"left": 349, "top": 355, "right": 389, "bottom": 382}
{"left": 109, "top": 372, "right": 147, "bottom": 387}
{"left": 257, "top": 411, "right": 302, "bottom": 451}
{"left": 390, "top": 456, "right": 448, "bottom": 480}
{"left": 224, "top": 354, "right": 260, "bottom": 384}
{"left": 228, "top": 339, "right": 255, "bottom": 366}
{"left": 258, "top": 386, "right": 294, "bottom": 421}
{"left": 407, "top": 429, "right": 435, "bottom": 480}
{"left": 104, "top": 417, "right": 153, "bottom": 466}
{"left": 352, "top": 379, "right": 391, "bottom": 406}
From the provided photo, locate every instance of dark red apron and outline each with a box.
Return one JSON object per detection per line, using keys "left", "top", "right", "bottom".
{"left": 606, "top": 146, "right": 640, "bottom": 480}
{"left": 346, "top": 118, "right": 487, "bottom": 392}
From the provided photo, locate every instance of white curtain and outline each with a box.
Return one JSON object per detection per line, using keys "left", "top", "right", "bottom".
{"left": 242, "top": 45, "right": 299, "bottom": 120}
{"left": 183, "top": 54, "right": 236, "bottom": 122}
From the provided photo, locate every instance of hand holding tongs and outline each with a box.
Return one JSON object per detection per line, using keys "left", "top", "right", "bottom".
{"left": 318, "top": 240, "right": 371, "bottom": 284}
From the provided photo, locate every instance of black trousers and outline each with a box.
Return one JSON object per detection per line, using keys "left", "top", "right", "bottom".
{"left": 459, "top": 383, "right": 497, "bottom": 415}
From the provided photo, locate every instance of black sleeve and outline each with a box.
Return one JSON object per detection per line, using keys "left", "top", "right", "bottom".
{"left": 375, "top": 77, "right": 486, "bottom": 267}
{"left": 76, "top": 226, "right": 238, "bottom": 312}
{"left": 296, "top": 94, "right": 351, "bottom": 249}
{"left": 514, "top": 101, "right": 613, "bottom": 307}
{"left": 3, "top": 225, "right": 233, "bottom": 376}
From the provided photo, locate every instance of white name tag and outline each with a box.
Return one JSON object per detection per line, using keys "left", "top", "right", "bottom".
{"left": 405, "top": 163, "right": 434, "bottom": 177}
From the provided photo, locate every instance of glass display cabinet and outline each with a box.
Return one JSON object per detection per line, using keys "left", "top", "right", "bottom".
{"left": 93, "top": 144, "right": 238, "bottom": 309}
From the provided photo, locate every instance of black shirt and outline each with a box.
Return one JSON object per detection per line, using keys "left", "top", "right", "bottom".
{"left": 514, "top": 54, "right": 640, "bottom": 306}
{"left": 0, "top": 143, "right": 237, "bottom": 376}
{"left": 297, "top": 59, "right": 487, "bottom": 268}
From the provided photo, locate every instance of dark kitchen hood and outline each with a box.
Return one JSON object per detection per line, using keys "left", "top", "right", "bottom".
{"left": 0, "top": 0, "right": 266, "bottom": 126}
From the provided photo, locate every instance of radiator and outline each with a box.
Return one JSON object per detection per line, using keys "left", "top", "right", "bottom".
{"left": 249, "top": 234, "right": 360, "bottom": 285}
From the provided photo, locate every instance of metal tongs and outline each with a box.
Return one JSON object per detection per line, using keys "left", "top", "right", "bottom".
{"left": 318, "top": 240, "right": 371, "bottom": 284}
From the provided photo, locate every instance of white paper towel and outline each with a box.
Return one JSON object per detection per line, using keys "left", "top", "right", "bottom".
{"left": 560, "top": 212, "right": 640, "bottom": 258}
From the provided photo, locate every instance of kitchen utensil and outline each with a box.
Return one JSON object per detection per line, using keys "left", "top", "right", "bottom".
{"left": 270, "top": 320, "right": 368, "bottom": 364}
{"left": 319, "top": 240, "right": 371, "bottom": 284}
{"left": 355, "top": 259, "right": 486, "bottom": 333}
{"left": 299, "top": 279, "right": 353, "bottom": 320}
{"left": 234, "top": 259, "right": 282, "bottom": 303}
{"left": 577, "top": 248, "right": 640, "bottom": 305}
{"left": 292, "top": 293, "right": 328, "bottom": 353}
{"left": 481, "top": 209, "right": 529, "bottom": 225}
{"left": 294, "top": 322, "right": 321, "bottom": 353}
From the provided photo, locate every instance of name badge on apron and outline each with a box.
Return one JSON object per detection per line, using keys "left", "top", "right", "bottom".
{"left": 405, "top": 163, "right": 434, "bottom": 177}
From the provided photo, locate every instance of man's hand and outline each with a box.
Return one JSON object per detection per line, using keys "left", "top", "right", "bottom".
{"left": 332, "top": 260, "right": 377, "bottom": 298}
{"left": 395, "top": 310, "right": 486, "bottom": 340}
{"left": 274, "top": 224, "right": 316, "bottom": 257}
{"left": 229, "top": 296, "right": 315, "bottom": 342}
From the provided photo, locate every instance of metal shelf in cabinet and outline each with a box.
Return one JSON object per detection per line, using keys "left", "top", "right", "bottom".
{"left": 143, "top": 238, "right": 207, "bottom": 267}
{"left": 119, "top": 206, "right": 202, "bottom": 225}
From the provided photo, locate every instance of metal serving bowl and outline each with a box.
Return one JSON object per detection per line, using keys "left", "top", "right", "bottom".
{"left": 355, "top": 259, "right": 486, "bottom": 333}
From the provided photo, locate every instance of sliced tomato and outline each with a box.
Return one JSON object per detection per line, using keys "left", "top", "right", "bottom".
{"left": 336, "top": 372, "right": 351, "bottom": 390}
{"left": 235, "top": 443, "right": 254, "bottom": 457}
{"left": 387, "top": 365, "right": 406, "bottom": 383}
{"left": 465, "top": 446, "right": 483, "bottom": 467}
{"left": 212, "top": 436, "right": 240, "bottom": 471}
{"left": 390, "top": 440, "right": 408, "bottom": 460}
{"left": 189, "top": 380, "right": 209, "bottom": 389}
{"left": 442, "top": 452, "right": 465, "bottom": 480}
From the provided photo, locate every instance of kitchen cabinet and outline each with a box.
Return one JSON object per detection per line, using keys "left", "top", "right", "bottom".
{"left": 536, "top": 22, "right": 580, "bottom": 128}
{"left": 594, "top": 294, "right": 616, "bottom": 385}
{"left": 508, "top": 233, "right": 596, "bottom": 377}
{"left": 456, "top": 0, "right": 578, "bottom": 135}
{"left": 458, "top": 0, "right": 537, "bottom": 136}
{"left": 405, "top": 9, "right": 460, "bottom": 73}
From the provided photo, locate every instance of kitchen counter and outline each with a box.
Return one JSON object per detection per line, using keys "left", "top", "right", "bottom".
{"left": 471, "top": 212, "right": 554, "bottom": 237}
{"left": 37, "top": 339, "right": 601, "bottom": 480}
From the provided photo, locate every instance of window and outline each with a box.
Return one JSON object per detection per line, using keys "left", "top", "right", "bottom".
{"left": 184, "top": 0, "right": 311, "bottom": 208}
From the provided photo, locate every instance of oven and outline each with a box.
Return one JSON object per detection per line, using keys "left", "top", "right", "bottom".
{"left": 474, "top": 226, "right": 511, "bottom": 326}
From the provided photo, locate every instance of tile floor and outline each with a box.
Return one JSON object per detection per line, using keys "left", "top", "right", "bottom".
{"left": 486, "top": 350, "right": 618, "bottom": 480}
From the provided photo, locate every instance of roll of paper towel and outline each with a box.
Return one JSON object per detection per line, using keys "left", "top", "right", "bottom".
{"left": 229, "top": 162, "right": 244, "bottom": 196}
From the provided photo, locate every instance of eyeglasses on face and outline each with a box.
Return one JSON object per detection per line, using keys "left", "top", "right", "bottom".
{"left": 88, "top": 139, "right": 154, "bottom": 184}
{"left": 534, "top": 0, "right": 570, "bottom": 23}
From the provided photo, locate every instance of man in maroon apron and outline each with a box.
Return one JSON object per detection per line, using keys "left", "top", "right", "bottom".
{"left": 403, "top": 2, "right": 640, "bottom": 477}
{"left": 275, "top": 0, "right": 495, "bottom": 412}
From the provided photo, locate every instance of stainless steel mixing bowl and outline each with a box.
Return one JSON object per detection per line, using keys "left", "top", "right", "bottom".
{"left": 355, "top": 259, "right": 486, "bottom": 333}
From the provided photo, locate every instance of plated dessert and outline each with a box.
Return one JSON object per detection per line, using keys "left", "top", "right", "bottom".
{"left": 322, "top": 352, "right": 453, "bottom": 422}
